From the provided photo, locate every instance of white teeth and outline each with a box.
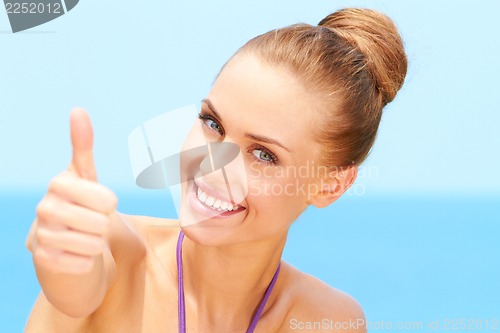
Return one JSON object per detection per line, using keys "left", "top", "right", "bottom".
{"left": 199, "top": 191, "right": 207, "bottom": 203}
{"left": 213, "top": 199, "right": 221, "bottom": 209}
{"left": 205, "top": 195, "right": 215, "bottom": 206}
{"left": 196, "top": 185, "right": 241, "bottom": 212}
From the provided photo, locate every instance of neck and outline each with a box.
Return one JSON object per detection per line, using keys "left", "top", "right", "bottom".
{"left": 181, "top": 231, "right": 286, "bottom": 330}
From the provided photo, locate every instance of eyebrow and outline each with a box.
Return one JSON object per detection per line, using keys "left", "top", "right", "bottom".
{"left": 201, "top": 98, "right": 222, "bottom": 120}
{"left": 201, "top": 98, "right": 291, "bottom": 153}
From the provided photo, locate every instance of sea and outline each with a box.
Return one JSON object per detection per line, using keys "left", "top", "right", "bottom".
{"left": 1, "top": 190, "right": 499, "bottom": 332}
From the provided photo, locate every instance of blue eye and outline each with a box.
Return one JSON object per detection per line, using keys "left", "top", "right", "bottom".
{"left": 206, "top": 119, "right": 222, "bottom": 133}
{"left": 252, "top": 149, "right": 277, "bottom": 164}
{"left": 198, "top": 113, "right": 224, "bottom": 135}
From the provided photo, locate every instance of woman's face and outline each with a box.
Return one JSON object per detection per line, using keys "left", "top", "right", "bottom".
{"left": 180, "top": 54, "right": 329, "bottom": 246}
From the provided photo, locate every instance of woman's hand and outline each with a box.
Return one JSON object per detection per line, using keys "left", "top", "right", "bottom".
{"left": 27, "top": 108, "right": 117, "bottom": 275}
{"left": 25, "top": 108, "right": 118, "bottom": 317}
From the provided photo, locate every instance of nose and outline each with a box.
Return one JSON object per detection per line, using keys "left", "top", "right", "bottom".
{"left": 179, "top": 121, "right": 249, "bottom": 203}
{"left": 195, "top": 140, "right": 248, "bottom": 204}
{"left": 199, "top": 141, "right": 240, "bottom": 176}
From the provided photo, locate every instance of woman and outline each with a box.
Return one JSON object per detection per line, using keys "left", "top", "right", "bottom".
{"left": 25, "top": 8, "right": 407, "bottom": 333}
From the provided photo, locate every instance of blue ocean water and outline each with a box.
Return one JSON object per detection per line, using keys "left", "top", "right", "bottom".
{"left": 1, "top": 191, "right": 499, "bottom": 332}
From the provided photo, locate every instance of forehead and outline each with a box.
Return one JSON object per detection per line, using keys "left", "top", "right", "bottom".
{"left": 208, "top": 55, "right": 321, "bottom": 158}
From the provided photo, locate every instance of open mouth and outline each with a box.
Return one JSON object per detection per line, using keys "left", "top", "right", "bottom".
{"left": 192, "top": 180, "right": 246, "bottom": 217}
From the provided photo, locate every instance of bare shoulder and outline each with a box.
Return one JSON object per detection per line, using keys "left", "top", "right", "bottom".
{"left": 277, "top": 262, "right": 367, "bottom": 333}
{"left": 123, "top": 213, "right": 179, "bottom": 229}
{"left": 121, "top": 213, "right": 180, "bottom": 251}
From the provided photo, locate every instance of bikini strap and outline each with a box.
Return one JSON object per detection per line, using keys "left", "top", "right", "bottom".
{"left": 246, "top": 260, "right": 281, "bottom": 333}
{"left": 176, "top": 230, "right": 186, "bottom": 333}
{"left": 176, "top": 230, "right": 281, "bottom": 333}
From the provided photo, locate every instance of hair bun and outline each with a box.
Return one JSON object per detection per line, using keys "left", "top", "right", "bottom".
{"left": 318, "top": 8, "right": 407, "bottom": 104}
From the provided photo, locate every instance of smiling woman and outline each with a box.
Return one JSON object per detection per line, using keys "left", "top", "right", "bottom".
{"left": 25, "top": 7, "right": 407, "bottom": 333}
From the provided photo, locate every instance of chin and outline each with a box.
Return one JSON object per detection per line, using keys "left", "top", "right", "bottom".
{"left": 180, "top": 226, "right": 241, "bottom": 247}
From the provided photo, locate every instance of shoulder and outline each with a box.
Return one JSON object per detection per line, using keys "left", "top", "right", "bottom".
{"left": 276, "top": 262, "right": 366, "bottom": 333}
{"left": 115, "top": 213, "right": 180, "bottom": 262}
{"left": 102, "top": 212, "right": 180, "bottom": 288}
{"left": 121, "top": 213, "right": 179, "bottom": 239}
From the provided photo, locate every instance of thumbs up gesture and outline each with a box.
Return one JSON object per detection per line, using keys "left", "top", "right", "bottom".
{"left": 26, "top": 108, "right": 118, "bottom": 275}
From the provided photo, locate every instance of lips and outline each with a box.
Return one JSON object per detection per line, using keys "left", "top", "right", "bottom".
{"left": 191, "top": 179, "right": 246, "bottom": 218}
{"left": 196, "top": 186, "right": 241, "bottom": 212}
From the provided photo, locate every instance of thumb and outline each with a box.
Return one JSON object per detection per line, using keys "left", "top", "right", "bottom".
{"left": 68, "top": 108, "right": 97, "bottom": 181}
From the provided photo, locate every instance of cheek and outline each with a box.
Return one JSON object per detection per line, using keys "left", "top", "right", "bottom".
{"left": 246, "top": 166, "right": 309, "bottom": 211}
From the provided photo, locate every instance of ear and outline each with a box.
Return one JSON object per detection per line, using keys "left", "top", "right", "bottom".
{"left": 308, "top": 165, "right": 358, "bottom": 208}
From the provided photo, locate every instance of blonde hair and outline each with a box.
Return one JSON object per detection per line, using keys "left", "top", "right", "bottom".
{"left": 235, "top": 8, "right": 407, "bottom": 167}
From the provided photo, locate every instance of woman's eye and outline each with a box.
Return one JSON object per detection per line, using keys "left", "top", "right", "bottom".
{"left": 198, "top": 114, "right": 224, "bottom": 136}
{"left": 252, "top": 149, "right": 275, "bottom": 163}
{"left": 206, "top": 119, "right": 222, "bottom": 134}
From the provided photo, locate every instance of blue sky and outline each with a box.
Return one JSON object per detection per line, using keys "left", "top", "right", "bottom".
{"left": 1, "top": 0, "right": 499, "bottom": 196}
